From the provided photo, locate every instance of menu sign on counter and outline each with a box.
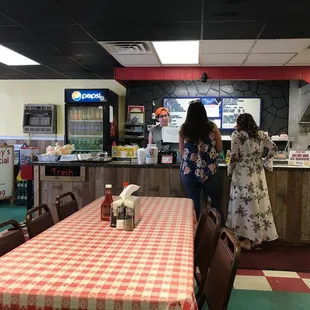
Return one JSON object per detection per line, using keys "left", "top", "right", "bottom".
{"left": 289, "top": 150, "right": 310, "bottom": 167}
{"left": 0, "top": 145, "right": 14, "bottom": 202}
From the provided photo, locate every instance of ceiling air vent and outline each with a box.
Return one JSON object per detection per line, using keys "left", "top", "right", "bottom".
{"left": 100, "top": 41, "right": 153, "bottom": 55}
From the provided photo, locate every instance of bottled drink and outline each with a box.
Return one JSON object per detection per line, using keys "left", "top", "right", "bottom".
{"left": 96, "top": 109, "right": 101, "bottom": 120}
{"left": 101, "top": 184, "right": 113, "bottom": 221}
{"left": 225, "top": 150, "right": 231, "bottom": 164}
{"left": 73, "top": 108, "right": 77, "bottom": 120}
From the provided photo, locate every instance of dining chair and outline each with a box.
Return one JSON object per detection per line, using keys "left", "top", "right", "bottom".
{"left": 55, "top": 192, "right": 79, "bottom": 221}
{"left": 197, "top": 228, "right": 241, "bottom": 310}
{"left": 194, "top": 206, "right": 221, "bottom": 298}
{"left": 194, "top": 196, "right": 212, "bottom": 252}
{"left": 26, "top": 204, "right": 54, "bottom": 239}
{"left": 0, "top": 220, "right": 26, "bottom": 256}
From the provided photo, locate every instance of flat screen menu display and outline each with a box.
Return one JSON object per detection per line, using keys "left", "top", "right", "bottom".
{"left": 163, "top": 97, "right": 261, "bottom": 129}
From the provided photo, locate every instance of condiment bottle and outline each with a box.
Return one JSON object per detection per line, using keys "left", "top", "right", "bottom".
{"left": 110, "top": 204, "right": 117, "bottom": 227}
{"left": 101, "top": 184, "right": 113, "bottom": 221}
{"left": 116, "top": 202, "right": 125, "bottom": 230}
{"left": 124, "top": 207, "right": 134, "bottom": 231}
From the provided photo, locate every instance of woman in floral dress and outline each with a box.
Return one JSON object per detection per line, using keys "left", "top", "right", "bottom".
{"left": 226, "top": 113, "right": 278, "bottom": 250}
{"left": 179, "top": 99, "right": 223, "bottom": 223}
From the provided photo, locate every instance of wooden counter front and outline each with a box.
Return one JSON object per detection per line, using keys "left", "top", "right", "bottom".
{"left": 33, "top": 163, "right": 310, "bottom": 244}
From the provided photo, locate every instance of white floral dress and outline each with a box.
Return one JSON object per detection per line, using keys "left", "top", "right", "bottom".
{"left": 226, "top": 130, "right": 279, "bottom": 243}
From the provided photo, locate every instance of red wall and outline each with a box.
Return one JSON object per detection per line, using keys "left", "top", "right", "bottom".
{"left": 115, "top": 66, "right": 310, "bottom": 82}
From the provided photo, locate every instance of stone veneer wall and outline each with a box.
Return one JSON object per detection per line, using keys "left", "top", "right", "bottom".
{"left": 126, "top": 80, "right": 289, "bottom": 135}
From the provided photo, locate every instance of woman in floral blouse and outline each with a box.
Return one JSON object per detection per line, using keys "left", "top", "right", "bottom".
{"left": 226, "top": 113, "right": 278, "bottom": 250}
{"left": 179, "top": 99, "right": 223, "bottom": 222}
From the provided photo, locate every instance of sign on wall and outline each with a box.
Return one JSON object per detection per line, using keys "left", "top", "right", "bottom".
{"left": 289, "top": 150, "right": 310, "bottom": 167}
{"left": 0, "top": 145, "right": 14, "bottom": 201}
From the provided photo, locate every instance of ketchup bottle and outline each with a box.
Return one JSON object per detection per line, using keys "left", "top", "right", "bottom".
{"left": 101, "top": 184, "right": 113, "bottom": 221}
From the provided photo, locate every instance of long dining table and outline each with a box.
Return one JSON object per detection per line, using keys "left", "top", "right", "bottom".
{"left": 0, "top": 196, "right": 197, "bottom": 310}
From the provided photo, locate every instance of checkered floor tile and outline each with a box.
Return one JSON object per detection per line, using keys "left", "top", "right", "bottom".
{"left": 234, "top": 270, "right": 310, "bottom": 293}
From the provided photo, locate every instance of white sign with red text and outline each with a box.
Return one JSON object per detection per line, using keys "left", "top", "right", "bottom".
{"left": 289, "top": 150, "right": 310, "bottom": 167}
{"left": 0, "top": 145, "right": 14, "bottom": 199}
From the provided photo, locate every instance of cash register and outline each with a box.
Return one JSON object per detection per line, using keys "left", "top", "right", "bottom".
{"left": 158, "top": 126, "right": 180, "bottom": 164}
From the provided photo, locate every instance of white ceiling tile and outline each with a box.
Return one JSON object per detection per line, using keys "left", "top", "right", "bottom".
{"left": 286, "top": 50, "right": 310, "bottom": 64}
{"left": 113, "top": 54, "right": 160, "bottom": 67}
{"left": 285, "top": 63, "right": 310, "bottom": 66}
{"left": 202, "top": 40, "right": 254, "bottom": 54}
{"left": 252, "top": 39, "right": 310, "bottom": 53}
{"left": 243, "top": 63, "right": 284, "bottom": 67}
{"left": 201, "top": 53, "right": 247, "bottom": 65}
{"left": 245, "top": 53, "right": 295, "bottom": 65}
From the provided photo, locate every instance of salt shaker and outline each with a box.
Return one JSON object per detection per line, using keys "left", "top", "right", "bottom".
{"left": 116, "top": 202, "right": 125, "bottom": 230}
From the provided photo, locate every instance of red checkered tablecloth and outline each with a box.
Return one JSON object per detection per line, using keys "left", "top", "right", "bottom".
{"left": 0, "top": 197, "right": 197, "bottom": 310}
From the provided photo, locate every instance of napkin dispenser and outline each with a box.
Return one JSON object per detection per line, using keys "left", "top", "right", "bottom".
{"left": 111, "top": 184, "right": 141, "bottom": 228}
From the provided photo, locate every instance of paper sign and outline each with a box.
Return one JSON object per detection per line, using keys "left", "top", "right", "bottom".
{"left": 0, "top": 145, "right": 14, "bottom": 199}
{"left": 288, "top": 150, "right": 310, "bottom": 167}
{"left": 162, "top": 126, "right": 180, "bottom": 143}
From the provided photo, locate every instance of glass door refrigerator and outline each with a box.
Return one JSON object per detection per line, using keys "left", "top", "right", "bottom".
{"left": 64, "top": 89, "right": 118, "bottom": 153}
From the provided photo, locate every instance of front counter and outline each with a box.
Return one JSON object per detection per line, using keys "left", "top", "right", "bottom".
{"left": 33, "top": 162, "right": 310, "bottom": 244}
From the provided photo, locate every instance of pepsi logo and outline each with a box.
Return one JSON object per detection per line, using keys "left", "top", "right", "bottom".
{"left": 72, "top": 91, "right": 82, "bottom": 101}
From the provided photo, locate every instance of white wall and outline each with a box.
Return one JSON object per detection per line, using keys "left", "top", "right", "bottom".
{"left": 289, "top": 81, "right": 310, "bottom": 149}
{"left": 0, "top": 79, "right": 126, "bottom": 138}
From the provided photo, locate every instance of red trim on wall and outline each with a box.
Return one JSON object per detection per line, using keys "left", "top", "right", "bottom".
{"left": 115, "top": 67, "right": 310, "bottom": 83}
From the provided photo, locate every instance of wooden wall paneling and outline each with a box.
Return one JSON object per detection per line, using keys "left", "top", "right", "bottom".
{"left": 301, "top": 171, "right": 310, "bottom": 241}
{"left": 33, "top": 166, "right": 40, "bottom": 207}
{"left": 275, "top": 170, "right": 288, "bottom": 240}
{"left": 0, "top": 139, "right": 59, "bottom": 154}
{"left": 116, "top": 167, "right": 131, "bottom": 194}
{"left": 286, "top": 171, "right": 302, "bottom": 242}
{"left": 169, "top": 169, "right": 181, "bottom": 197}
{"left": 219, "top": 168, "right": 230, "bottom": 219}
{"left": 82, "top": 167, "right": 97, "bottom": 206}
{"left": 95, "top": 168, "right": 105, "bottom": 198}
{"left": 148, "top": 168, "right": 169, "bottom": 197}
{"left": 130, "top": 167, "right": 149, "bottom": 196}
{"left": 266, "top": 171, "right": 277, "bottom": 225}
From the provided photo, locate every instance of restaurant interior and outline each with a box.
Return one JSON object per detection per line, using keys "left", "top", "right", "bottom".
{"left": 0, "top": 1, "right": 310, "bottom": 309}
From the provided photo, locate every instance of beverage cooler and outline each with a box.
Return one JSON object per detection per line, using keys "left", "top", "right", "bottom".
{"left": 64, "top": 89, "right": 118, "bottom": 153}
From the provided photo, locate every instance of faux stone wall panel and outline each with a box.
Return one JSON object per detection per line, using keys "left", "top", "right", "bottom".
{"left": 126, "top": 80, "right": 289, "bottom": 135}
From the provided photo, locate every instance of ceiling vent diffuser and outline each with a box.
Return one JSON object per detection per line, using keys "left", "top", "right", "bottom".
{"left": 100, "top": 41, "right": 153, "bottom": 55}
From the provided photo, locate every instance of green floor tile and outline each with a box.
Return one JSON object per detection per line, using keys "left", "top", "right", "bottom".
{"left": 0, "top": 204, "right": 27, "bottom": 230}
{"left": 228, "top": 290, "right": 310, "bottom": 310}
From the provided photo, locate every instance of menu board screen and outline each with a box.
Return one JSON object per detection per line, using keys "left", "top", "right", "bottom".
{"left": 163, "top": 97, "right": 261, "bottom": 129}
{"left": 221, "top": 98, "right": 261, "bottom": 129}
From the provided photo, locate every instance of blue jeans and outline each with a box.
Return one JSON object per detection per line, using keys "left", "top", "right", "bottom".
{"left": 181, "top": 172, "right": 224, "bottom": 225}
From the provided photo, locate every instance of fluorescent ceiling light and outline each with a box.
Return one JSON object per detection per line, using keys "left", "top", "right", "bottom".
{"left": 153, "top": 41, "right": 199, "bottom": 65}
{"left": 0, "top": 45, "right": 40, "bottom": 66}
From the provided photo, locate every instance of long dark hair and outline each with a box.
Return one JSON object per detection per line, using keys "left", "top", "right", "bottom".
{"left": 236, "top": 113, "right": 259, "bottom": 138}
{"left": 179, "top": 99, "right": 213, "bottom": 143}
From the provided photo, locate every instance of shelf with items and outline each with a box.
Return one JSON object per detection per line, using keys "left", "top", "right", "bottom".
{"left": 14, "top": 180, "right": 29, "bottom": 206}
{"left": 68, "top": 136, "right": 103, "bottom": 152}
{"left": 124, "top": 135, "right": 145, "bottom": 140}
{"left": 70, "top": 120, "right": 103, "bottom": 122}
{"left": 221, "top": 135, "right": 294, "bottom": 142}
{"left": 69, "top": 135, "right": 103, "bottom": 138}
